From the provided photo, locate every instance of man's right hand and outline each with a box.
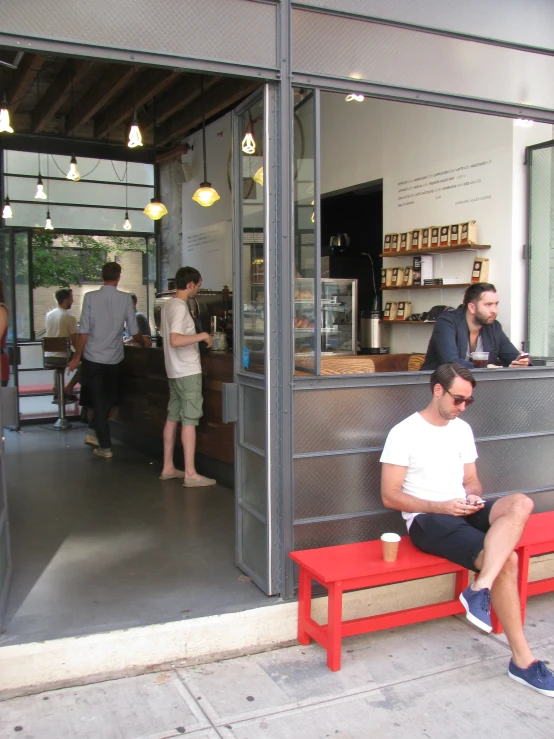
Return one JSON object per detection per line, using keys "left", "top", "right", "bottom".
{"left": 67, "top": 357, "right": 80, "bottom": 374}
{"left": 443, "top": 498, "right": 482, "bottom": 516}
{"left": 203, "top": 332, "right": 213, "bottom": 349}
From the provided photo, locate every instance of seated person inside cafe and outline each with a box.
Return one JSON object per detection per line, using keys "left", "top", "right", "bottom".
{"left": 124, "top": 293, "right": 151, "bottom": 342}
{"left": 380, "top": 362, "right": 554, "bottom": 697}
{"left": 44, "top": 287, "right": 79, "bottom": 402}
{"left": 421, "top": 282, "right": 530, "bottom": 370}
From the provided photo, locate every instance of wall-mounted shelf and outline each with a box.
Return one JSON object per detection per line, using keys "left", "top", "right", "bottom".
{"left": 379, "top": 244, "right": 490, "bottom": 258}
{"left": 384, "top": 320, "right": 436, "bottom": 324}
{"left": 383, "top": 283, "right": 472, "bottom": 290}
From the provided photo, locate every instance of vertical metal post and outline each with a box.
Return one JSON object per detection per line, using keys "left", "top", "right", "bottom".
{"left": 314, "top": 88, "right": 322, "bottom": 377}
{"left": 8, "top": 230, "right": 20, "bottom": 429}
{"left": 276, "top": 0, "right": 295, "bottom": 599}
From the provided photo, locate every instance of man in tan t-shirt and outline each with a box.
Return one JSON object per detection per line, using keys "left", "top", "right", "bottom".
{"left": 159, "top": 266, "right": 215, "bottom": 486}
{"left": 45, "top": 287, "right": 79, "bottom": 402}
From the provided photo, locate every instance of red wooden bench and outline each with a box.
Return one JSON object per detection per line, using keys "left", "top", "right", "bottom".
{"left": 290, "top": 510, "right": 554, "bottom": 671}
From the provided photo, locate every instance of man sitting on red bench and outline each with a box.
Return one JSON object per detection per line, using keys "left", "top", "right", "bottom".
{"left": 380, "top": 362, "right": 554, "bottom": 697}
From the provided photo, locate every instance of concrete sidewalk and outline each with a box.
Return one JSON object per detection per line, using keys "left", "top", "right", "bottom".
{"left": 1, "top": 595, "right": 553, "bottom": 739}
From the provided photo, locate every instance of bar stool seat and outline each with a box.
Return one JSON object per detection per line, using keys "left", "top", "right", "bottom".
{"left": 43, "top": 337, "right": 72, "bottom": 430}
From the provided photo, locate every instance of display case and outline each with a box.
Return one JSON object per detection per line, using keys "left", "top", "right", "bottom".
{"left": 294, "top": 278, "right": 358, "bottom": 356}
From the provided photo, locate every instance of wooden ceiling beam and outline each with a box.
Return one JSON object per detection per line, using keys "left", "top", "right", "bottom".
{"left": 94, "top": 68, "right": 179, "bottom": 140}
{"left": 140, "top": 75, "right": 220, "bottom": 132}
{"left": 66, "top": 64, "right": 135, "bottom": 135}
{"left": 33, "top": 59, "right": 94, "bottom": 133}
{"left": 156, "top": 78, "right": 261, "bottom": 148}
{"left": 8, "top": 54, "right": 45, "bottom": 114}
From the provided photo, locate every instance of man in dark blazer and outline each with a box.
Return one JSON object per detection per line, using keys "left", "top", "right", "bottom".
{"left": 421, "top": 283, "right": 530, "bottom": 371}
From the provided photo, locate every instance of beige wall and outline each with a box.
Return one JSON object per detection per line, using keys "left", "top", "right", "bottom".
{"left": 33, "top": 251, "right": 150, "bottom": 334}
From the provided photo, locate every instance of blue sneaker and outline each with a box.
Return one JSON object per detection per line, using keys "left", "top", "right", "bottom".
{"left": 459, "top": 584, "right": 492, "bottom": 633}
{"left": 508, "top": 660, "right": 554, "bottom": 697}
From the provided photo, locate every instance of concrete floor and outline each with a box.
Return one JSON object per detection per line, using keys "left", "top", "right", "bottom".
{"left": 1, "top": 425, "right": 274, "bottom": 646}
{"left": 1, "top": 595, "right": 553, "bottom": 738}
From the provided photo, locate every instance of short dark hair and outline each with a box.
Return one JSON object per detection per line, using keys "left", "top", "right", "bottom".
{"left": 102, "top": 262, "right": 122, "bottom": 282}
{"left": 129, "top": 293, "right": 138, "bottom": 305}
{"left": 175, "top": 266, "right": 201, "bottom": 290}
{"left": 430, "top": 362, "right": 476, "bottom": 393}
{"left": 55, "top": 288, "right": 72, "bottom": 305}
{"left": 463, "top": 282, "right": 497, "bottom": 309}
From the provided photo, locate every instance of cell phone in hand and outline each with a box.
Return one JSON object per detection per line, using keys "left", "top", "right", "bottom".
{"left": 517, "top": 352, "right": 530, "bottom": 359}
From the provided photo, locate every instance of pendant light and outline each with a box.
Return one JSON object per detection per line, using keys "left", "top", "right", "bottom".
{"left": 66, "top": 64, "right": 80, "bottom": 181}
{"left": 143, "top": 95, "right": 168, "bottom": 220}
{"left": 253, "top": 167, "right": 263, "bottom": 186}
{"left": 345, "top": 93, "right": 364, "bottom": 102}
{"left": 241, "top": 117, "right": 256, "bottom": 154}
{"left": 34, "top": 76, "right": 47, "bottom": 199}
{"left": 44, "top": 154, "right": 54, "bottom": 230}
{"left": 128, "top": 68, "right": 143, "bottom": 148}
{"left": 192, "top": 76, "right": 220, "bottom": 207}
{"left": 66, "top": 154, "right": 80, "bottom": 181}
{"left": 3, "top": 150, "right": 12, "bottom": 219}
{"left": 123, "top": 163, "right": 132, "bottom": 229}
{"left": 0, "top": 94, "right": 14, "bottom": 134}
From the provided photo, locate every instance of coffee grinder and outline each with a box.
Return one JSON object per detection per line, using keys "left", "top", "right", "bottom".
{"left": 360, "top": 252, "right": 389, "bottom": 354}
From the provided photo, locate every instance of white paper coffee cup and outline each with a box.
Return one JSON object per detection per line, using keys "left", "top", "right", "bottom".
{"left": 381, "top": 532, "right": 401, "bottom": 561}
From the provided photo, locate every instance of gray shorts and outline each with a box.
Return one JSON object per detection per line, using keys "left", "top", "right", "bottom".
{"left": 167, "top": 373, "right": 203, "bottom": 426}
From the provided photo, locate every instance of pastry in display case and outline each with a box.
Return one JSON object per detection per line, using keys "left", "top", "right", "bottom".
{"left": 294, "top": 278, "right": 358, "bottom": 356}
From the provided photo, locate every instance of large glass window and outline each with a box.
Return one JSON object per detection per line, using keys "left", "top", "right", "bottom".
{"left": 239, "top": 96, "right": 265, "bottom": 375}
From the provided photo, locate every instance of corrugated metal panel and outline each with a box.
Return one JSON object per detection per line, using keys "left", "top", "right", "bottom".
{"left": 292, "top": 8, "right": 554, "bottom": 111}
{"left": 0, "top": 0, "right": 278, "bottom": 71}
{"left": 293, "top": 1, "right": 554, "bottom": 51}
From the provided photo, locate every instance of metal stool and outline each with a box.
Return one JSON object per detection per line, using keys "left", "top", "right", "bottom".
{"left": 42, "top": 337, "right": 72, "bottom": 430}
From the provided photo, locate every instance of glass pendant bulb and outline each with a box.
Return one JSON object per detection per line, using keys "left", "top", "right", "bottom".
{"left": 128, "top": 115, "right": 143, "bottom": 148}
{"left": 253, "top": 167, "right": 264, "bottom": 186}
{"left": 192, "top": 182, "right": 220, "bottom": 207}
{"left": 2, "top": 197, "right": 12, "bottom": 219}
{"left": 35, "top": 175, "right": 47, "bottom": 200}
{"left": 66, "top": 155, "right": 80, "bottom": 182}
{"left": 44, "top": 209, "right": 54, "bottom": 230}
{"left": 123, "top": 211, "right": 132, "bottom": 230}
{"left": 0, "top": 98, "right": 14, "bottom": 133}
{"left": 345, "top": 93, "right": 364, "bottom": 102}
{"left": 143, "top": 198, "right": 168, "bottom": 220}
{"left": 242, "top": 132, "right": 256, "bottom": 154}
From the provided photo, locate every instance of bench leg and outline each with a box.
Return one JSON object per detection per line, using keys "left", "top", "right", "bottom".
{"left": 326, "top": 580, "right": 343, "bottom": 672}
{"left": 297, "top": 567, "right": 312, "bottom": 646}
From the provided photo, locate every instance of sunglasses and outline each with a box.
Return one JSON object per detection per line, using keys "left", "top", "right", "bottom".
{"left": 444, "top": 388, "right": 475, "bottom": 406}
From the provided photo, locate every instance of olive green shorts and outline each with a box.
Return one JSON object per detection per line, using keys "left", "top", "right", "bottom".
{"left": 167, "top": 373, "right": 203, "bottom": 426}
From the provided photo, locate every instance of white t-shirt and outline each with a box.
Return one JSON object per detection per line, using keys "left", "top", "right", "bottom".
{"left": 380, "top": 412, "right": 478, "bottom": 530}
{"left": 160, "top": 297, "right": 201, "bottom": 379}
{"left": 45, "top": 307, "right": 78, "bottom": 357}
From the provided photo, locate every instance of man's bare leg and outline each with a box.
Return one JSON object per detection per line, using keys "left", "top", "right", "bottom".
{"left": 161, "top": 420, "right": 179, "bottom": 476}
{"left": 487, "top": 554, "right": 534, "bottom": 668}
{"left": 182, "top": 424, "right": 202, "bottom": 480}
{"left": 474, "top": 494, "right": 533, "bottom": 590}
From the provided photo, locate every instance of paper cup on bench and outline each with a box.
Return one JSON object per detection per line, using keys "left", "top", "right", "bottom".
{"left": 381, "top": 533, "right": 401, "bottom": 562}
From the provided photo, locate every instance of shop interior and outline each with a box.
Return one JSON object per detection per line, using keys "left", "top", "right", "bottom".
{"left": 1, "top": 42, "right": 554, "bottom": 643}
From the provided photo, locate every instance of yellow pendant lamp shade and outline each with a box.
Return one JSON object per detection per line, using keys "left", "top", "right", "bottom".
{"left": 253, "top": 167, "right": 264, "bottom": 186}
{"left": 143, "top": 198, "right": 168, "bottom": 220}
{"left": 192, "top": 182, "right": 220, "bottom": 207}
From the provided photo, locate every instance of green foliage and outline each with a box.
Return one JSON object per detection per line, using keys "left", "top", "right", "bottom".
{"left": 30, "top": 233, "right": 146, "bottom": 289}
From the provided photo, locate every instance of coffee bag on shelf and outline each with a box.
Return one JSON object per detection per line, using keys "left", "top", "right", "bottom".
{"left": 391, "top": 267, "right": 405, "bottom": 286}
{"left": 471, "top": 257, "right": 489, "bottom": 283}
{"left": 421, "top": 228, "right": 430, "bottom": 249}
{"left": 399, "top": 232, "right": 408, "bottom": 252}
{"left": 460, "top": 220, "right": 478, "bottom": 245}
{"left": 409, "top": 229, "right": 421, "bottom": 251}
{"left": 440, "top": 226, "right": 451, "bottom": 247}
{"left": 383, "top": 301, "right": 398, "bottom": 321}
{"left": 450, "top": 224, "right": 460, "bottom": 246}
{"left": 381, "top": 268, "right": 388, "bottom": 288}
{"left": 397, "top": 301, "right": 412, "bottom": 320}
{"left": 385, "top": 267, "right": 394, "bottom": 286}
{"left": 391, "top": 233, "right": 400, "bottom": 253}
{"left": 383, "top": 234, "right": 394, "bottom": 254}
{"left": 430, "top": 227, "right": 440, "bottom": 249}
{"left": 402, "top": 266, "right": 414, "bottom": 286}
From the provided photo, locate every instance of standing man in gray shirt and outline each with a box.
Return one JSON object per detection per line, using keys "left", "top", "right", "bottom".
{"left": 68, "top": 262, "right": 151, "bottom": 458}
